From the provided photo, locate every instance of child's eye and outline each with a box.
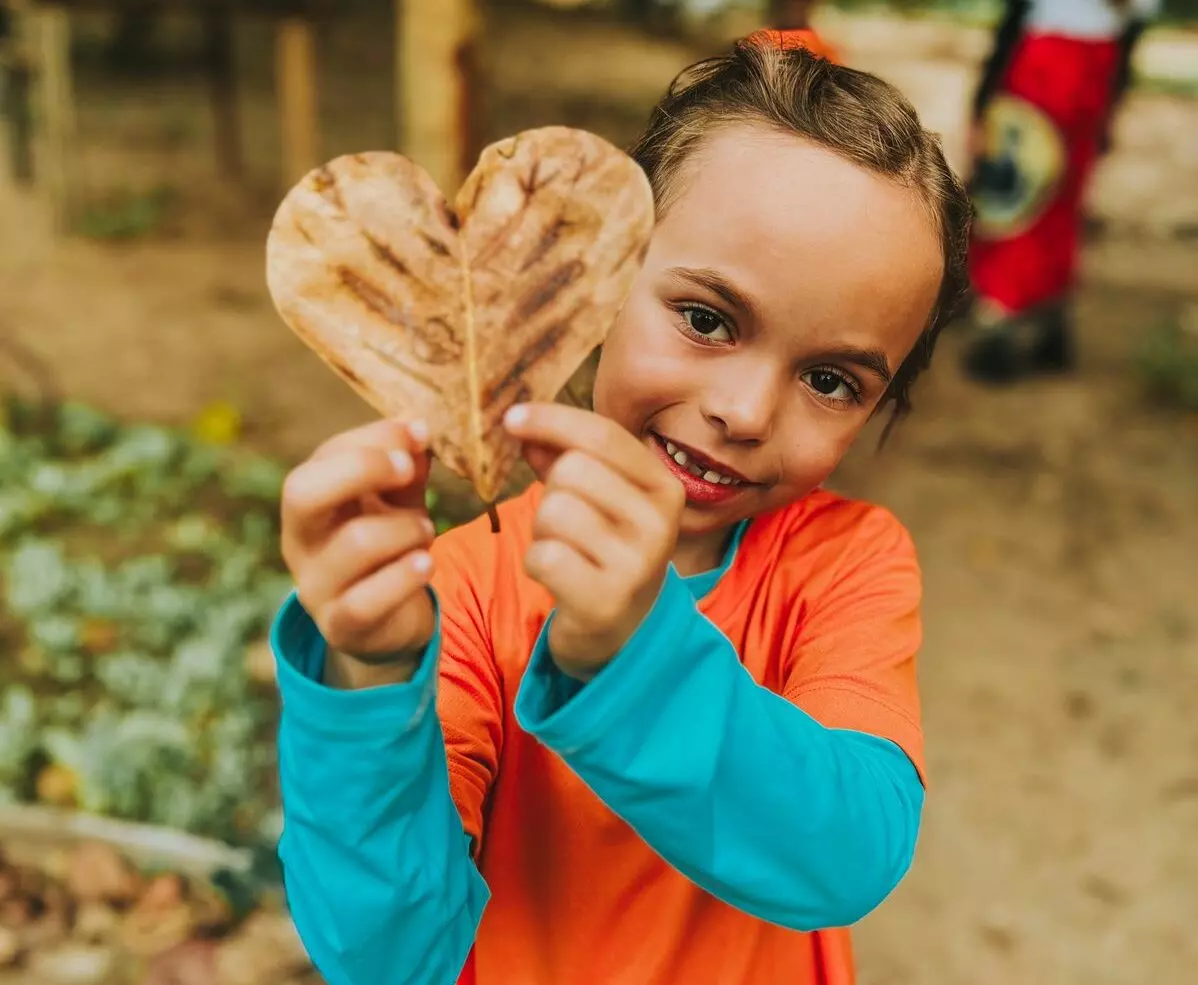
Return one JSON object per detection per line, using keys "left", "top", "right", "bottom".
{"left": 802, "top": 368, "right": 862, "bottom": 405}
{"left": 677, "top": 305, "right": 733, "bottom": 344}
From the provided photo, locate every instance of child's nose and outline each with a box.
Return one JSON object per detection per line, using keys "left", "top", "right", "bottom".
{"left": 700, "top": 370, "right": 781, "bottom": 444}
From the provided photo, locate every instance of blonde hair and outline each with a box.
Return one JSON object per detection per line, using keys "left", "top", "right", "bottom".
{"left": 630, "top": 41, "right": 972, "bottom": 436}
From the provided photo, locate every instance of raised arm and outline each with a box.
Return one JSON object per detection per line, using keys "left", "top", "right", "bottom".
{"left": 272, "top": 419, "right": 504, "bottom": 985}
{"left": 274, "top": 589, "right": 489, "bottom": 985}
{"left": 516, "top": 507, "right": 926, "bottom": 931}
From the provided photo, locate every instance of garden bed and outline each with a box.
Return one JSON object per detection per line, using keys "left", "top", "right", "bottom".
{"left": 0, "top": 396, "right": 293, "bottom": 847}
{"left": 0, "top": 395, "right": 333, "bottom": 981}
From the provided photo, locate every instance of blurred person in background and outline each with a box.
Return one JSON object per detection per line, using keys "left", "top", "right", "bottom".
{"left": 962, "top": 0, "right": 1161, "bottom": 384}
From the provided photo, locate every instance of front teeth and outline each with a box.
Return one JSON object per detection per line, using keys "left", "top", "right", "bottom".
{"left": 663, "top": 440, "right": 739, "bottom": 486}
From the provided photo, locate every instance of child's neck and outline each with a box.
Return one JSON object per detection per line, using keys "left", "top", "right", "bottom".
{"left": 671, "top": 524, "right": 738, "bottom": 578}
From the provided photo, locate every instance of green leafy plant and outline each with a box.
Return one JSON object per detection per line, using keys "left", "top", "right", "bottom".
{"left": 1137, "top": 320, "right": 1198, "bottom": 414}
{"left": 0, "top": 395, "right": 460, "bottom": 845}
{"left": 0, "top": 399, "right": 285, "bottom": 843}
{"left": 72, "top": 185, "right": 177, "bottom": 242}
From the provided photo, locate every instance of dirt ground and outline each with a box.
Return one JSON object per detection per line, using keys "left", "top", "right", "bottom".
{"left": 2, "top": 5, "right": 1197, "bottom": 984}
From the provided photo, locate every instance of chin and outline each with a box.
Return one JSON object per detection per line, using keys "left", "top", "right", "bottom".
{"left": 679, "top": 484, "right": 813, "bottom": 533}
{"left": 677, "top": 499, "right": 751, "bottom": 535}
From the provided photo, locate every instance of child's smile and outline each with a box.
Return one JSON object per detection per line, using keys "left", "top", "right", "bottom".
{"left": 649, "top": 431, "right": 755, "bottom": 506}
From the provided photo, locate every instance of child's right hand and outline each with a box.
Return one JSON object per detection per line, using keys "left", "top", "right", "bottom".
{"left": 280, "top": 418, "right": 437, "bottom": 669}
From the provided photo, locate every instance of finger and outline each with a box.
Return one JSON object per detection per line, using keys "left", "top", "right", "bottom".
{"left": 504, "top": 403, "right": 668, "bottom": 496}
{"left": 312, "top": 418, "right": 432, "bottom": 513}
{"left": 322, "top": 551, "right": 435, "bottom": 653}
{"left": 302, "top": 511, "right": 435, "bottom": 605}
{"left": 523, "top": 539, "right": 606, "bottom": 618}
{"left": 532, "top": 490, "right": 626, "bottom": 567}
{"left": 543, "top": 452, "right": 662, "bottom": 536}
{"left": 311, "top": 417, "right": 430, "bottom": 461}
{"left": 282, "top": 446, "right": 420, "bottom": 543}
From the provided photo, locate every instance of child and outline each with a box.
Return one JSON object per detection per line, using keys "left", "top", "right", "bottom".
{"left": 962, "top": 0, "right": 1161, "bottom": 384}
{"left": 271, "top": 40, "right": 970, "bottom": 985}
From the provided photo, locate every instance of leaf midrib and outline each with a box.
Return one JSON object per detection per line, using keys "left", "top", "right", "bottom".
{"left": 460, "top": 229, "right": 484, "bottom": 498}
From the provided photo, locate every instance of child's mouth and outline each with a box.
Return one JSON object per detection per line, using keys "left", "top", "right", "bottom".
{"left": 650, "top": 434, "right": 750, "bottom": 506}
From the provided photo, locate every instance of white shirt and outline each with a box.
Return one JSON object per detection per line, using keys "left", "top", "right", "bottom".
{"left": 1025, "top": 0, "right": 1162, "bottom": 40}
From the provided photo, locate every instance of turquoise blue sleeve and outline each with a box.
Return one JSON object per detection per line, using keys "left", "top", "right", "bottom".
{"left": 514, "top": 567, "right": 925, "bottom": 932}
{"left": 271, "top": 591, "right": 488, "bottom": 985}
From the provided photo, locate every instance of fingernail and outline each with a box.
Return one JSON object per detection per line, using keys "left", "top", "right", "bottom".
{"left": 422, "top": 517, "right": 435, "bottom": 538}
{"left": 408, "top": 420, "right": 429, "bottom": 447}
{"left": 388, "top": 450, "right": 413, "bottom": 478}
{"left": 504, "top": 404, "right": 529, "bottom": 429}
{"left": 412, "top": 552, "right": 433, "bottom": 574}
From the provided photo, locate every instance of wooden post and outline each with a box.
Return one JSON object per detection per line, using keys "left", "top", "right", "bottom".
{"left": 276, "top": 16, "right": 318, "bottom": 189}
{"left": 202, "top": 2, "right": 241, "bottom": 181}
{"left": 1, "top": 0, "right": 36, "bottom": 185}
{"left": 4, "top": 59, "right": 35, "bottom": 185}
{"left": 396, "top": 0, "right": 477, "bottom": 196}
{"left": 35, "top": 3, "right": 75, "bottom": 230}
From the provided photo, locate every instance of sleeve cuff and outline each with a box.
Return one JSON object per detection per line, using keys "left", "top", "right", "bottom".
{"left": 270, "top": 589, "right": 441, "bottom": 738}
{"left": 514, "top": 565, "right": 704, "bottom": 754}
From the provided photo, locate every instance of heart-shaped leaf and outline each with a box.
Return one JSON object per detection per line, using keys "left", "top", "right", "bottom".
{"left": 265, "top": 126, "right": 655, "bottom": 504}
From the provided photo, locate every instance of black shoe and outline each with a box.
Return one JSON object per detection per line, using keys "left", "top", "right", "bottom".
{"left": 962, "top": 304, "right": 1075, "bottom": 385}
{"left": 1029, "top": 302, "right": 1075, "bottom": 373}
{"left": 963, "top": 328, "right": 1021, "bottom": 384}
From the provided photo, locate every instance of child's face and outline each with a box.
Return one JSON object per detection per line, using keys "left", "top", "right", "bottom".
{"left": 592, "top": 125, "right": 943, "bottom": 537}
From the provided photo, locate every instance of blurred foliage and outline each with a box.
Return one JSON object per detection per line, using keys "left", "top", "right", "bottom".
{"left": 72, "top": 185, "right": 177, "bottom": 242}
{"left": 1137, "top": 319, "right": 1198, "bottom": 413}
{"left": 0, "top": 396, "right": 454, "bottom": 845}
{"left": 1136, "top": 73, "right": 1198, "bottom": 97}
{"left": 645, "top": 0, "right": 1198, "bottom": 22}
{"left": 1159, "top": 0, "right": 1198, "bottom": 19}
{"left": 822, "top": 0, "right": 1197, "bottom": 21}
{"left": 0, "top": 397, "right": 289, "bottom": 843}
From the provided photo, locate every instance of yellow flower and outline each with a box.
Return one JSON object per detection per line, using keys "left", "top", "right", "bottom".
{"left": 37, "top": 763, "right": 79, "bottom": 808}
{"left": 192, "top": 400, "right": 242, "bottom": 446}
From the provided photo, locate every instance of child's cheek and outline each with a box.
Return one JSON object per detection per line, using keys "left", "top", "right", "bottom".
{"left": 775, "top": 410, "right": 861, "bottom": 499}
{"left": 593, "top": 297, "right": 695, "bottom": 424}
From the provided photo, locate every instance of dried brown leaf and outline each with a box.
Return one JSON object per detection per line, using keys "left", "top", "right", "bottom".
{"left": 265, "top": 126, "right": 655, "bottom": 504}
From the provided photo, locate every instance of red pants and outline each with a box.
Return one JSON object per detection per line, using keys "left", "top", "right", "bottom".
{"left": 969, "top": 34, "right": 1120, "bottom": 315}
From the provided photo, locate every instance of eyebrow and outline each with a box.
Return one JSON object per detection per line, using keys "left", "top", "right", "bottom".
{"left": 665, "top": 266, "right": 761, "bottom": 321}
{"left": 813, "top": 345, "right": 894, "bottom": 385}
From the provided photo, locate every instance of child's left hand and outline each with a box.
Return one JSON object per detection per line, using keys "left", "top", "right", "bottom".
{"left": 504, "top": 402, "right": 685, "bottom": 681}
